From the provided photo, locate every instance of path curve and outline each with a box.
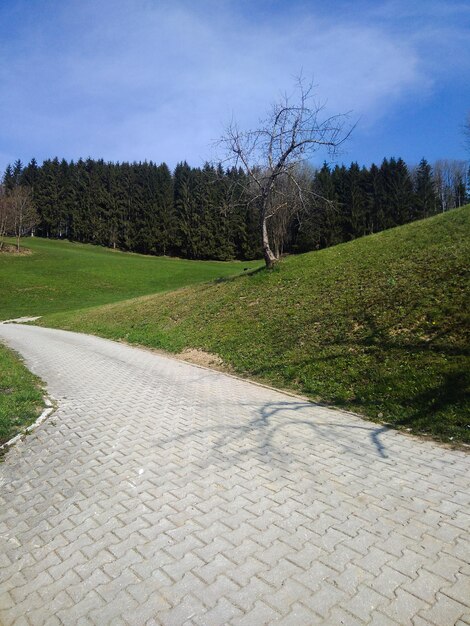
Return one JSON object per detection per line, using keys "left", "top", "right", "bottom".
{"left": 0, "top": 324, "right": 469, "bottom": 625}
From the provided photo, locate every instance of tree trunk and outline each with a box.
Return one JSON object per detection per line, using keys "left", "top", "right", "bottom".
{"left": 261, "top": 213, "right": 277, "bottom": 269}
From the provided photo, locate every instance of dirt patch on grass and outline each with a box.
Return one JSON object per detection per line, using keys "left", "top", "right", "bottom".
{"left": 0, "top": 244, "right": 32, "bottom": 255}
{"left": 179, "top": 348, "right": 225, "bottom": 369}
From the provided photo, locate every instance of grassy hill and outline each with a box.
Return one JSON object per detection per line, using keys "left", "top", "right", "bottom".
{"left": 0, "top": 238, "right": 260, "bottom": 446}
{"left": 39, "top": 206, "right": 470, "bottom": 444}
{"left": 0, "top": 237, "right": 261, "bottom": 320}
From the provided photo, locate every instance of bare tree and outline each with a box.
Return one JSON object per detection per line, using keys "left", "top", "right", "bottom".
{"left": 268, "top": 163, "right": 316, "bottom": 258}
{"left": 9, "top": 186, "right": 39, "bottom": 251}
{"left": 433, "top": 159, "right": 468, "bottom": 212}
{"left": 220, "top": 78, "right": 351, "bottom": 268}
{"left": 0, "top": 186, "right": 13, "bottom": 251}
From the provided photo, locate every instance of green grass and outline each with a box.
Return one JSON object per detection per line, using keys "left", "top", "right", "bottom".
{"left": 0, "top": 238, "right": 260, "bottom": 445}
{"left": 40, "top": 206, "right": 470, "bottom": 444}
{"left": 0, "top": 237, "right": 261, "bottom": 320}
{"left": 0, "top": 342, "right": 45, "bottom": 447}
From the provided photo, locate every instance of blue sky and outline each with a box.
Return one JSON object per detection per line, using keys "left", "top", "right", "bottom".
{"left": 1, "top": 0, "right": 469, "bottom": 172}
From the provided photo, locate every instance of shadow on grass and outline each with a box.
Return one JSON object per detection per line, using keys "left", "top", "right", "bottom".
{"left": 394, "top": 370, "right": 469, "bottom": 433}
{"left": 212, "top": 265, "right": 266, "bottom": 284}
{"left": 281, "top": 314, "right": 470, "bottom": 442}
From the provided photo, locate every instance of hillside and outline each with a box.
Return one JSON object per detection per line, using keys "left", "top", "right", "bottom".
{"left": 0, "top": 239, "right": 259, "bottom": 445}
{"left": 39, "top": 206, "right": 470, "bottom": 443}
{"left": 0, "top": 238, "right": 261, "bottom": 320}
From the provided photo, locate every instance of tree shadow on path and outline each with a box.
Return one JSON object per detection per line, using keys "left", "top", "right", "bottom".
{"left": 150, "top": 398, "right": 391, "bottom": 478}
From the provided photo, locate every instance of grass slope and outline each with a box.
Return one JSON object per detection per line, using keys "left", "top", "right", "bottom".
{"left": 0, "top": 238, "right": 259, "bottom": 445}
{"left": 0, "top": 237, "right": 260, "bottom": 320}
{"left": 41, "top": 206, "right": 470, "bottom": 443}
{"left": 0, "top": 343, "right": 44, "bottom": 447}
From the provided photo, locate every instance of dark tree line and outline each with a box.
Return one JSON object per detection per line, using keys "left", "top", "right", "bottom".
{"left": 2, "top": 158, "right": 261, "bottom": 260}
{"left": 293, "top": 157, "right": 468, "bottom": 253}
{"left": 2, "top": 156, "right": 468, "bottom": 260}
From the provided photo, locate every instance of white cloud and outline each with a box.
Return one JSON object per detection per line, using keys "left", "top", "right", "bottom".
{"left": 0, "top": 0, "right": 468, "bottom": 168}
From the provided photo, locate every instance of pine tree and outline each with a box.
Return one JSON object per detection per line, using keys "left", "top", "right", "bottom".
{"left": 389, "top": 158, "right": 414, "bottom": 225}
{"left": 315, "top": 163, "right": 342, "bottom": 248}
{"left": 368, "top": 163, "right": 385, "bottom": 232}
{"left": 295, "top": 163, "right": 340, "bottom": 252}
{"left": 12, "top": 159, "right": 23, "bottom": 186}
{"left": 34, "top": 159, "right": 60, "bottom": 237}
{"left": 413, "top": 158, "right": 437, "bottom": 219}
{"left": 3, "top": 164, "right": 15, "bottom": 191}
{"left": 174, "top": 162, "right": 193, "bottom": 257}
{"left": 346, "top": 162, "right": 369, "bottom": 238}
{"left": 21, "top": 158, "right": 39, "bottom": 191}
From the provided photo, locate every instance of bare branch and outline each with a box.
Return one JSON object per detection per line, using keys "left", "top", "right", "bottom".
{"left": 219, "top": 76, "right": 353, "bottom": 268}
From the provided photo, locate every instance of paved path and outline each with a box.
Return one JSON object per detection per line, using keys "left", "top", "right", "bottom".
{"left": 0, "top": 324, "right": 469, "bottom": 626}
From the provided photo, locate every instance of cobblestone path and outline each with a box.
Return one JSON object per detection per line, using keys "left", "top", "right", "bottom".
{"left": 0, "top": 324, "right": 469, "bottom": 625}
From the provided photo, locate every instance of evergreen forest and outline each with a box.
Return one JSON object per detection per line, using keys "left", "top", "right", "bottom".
{"left": 2, "top": 156, "right": 468, "bottom": 261}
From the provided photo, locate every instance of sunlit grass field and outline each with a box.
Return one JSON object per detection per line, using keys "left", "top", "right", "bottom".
{"left": 0, "top": 237, "right": 261, "bottom": 320}
{"left": 40, "top": 206, "right": 470, "bottom": 444}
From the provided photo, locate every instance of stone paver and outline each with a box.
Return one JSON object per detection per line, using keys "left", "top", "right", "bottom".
{"left": 0, "top": 323, "right": 469, "bottom": 626}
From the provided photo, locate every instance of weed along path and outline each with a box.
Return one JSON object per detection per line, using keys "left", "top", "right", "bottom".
{"left": 0, "top": 325, "right": 469, "bottom": 625}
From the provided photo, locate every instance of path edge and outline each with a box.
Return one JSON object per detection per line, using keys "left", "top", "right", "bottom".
{"left": 0, "top": 395, "right": 56, "bottom": 455}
